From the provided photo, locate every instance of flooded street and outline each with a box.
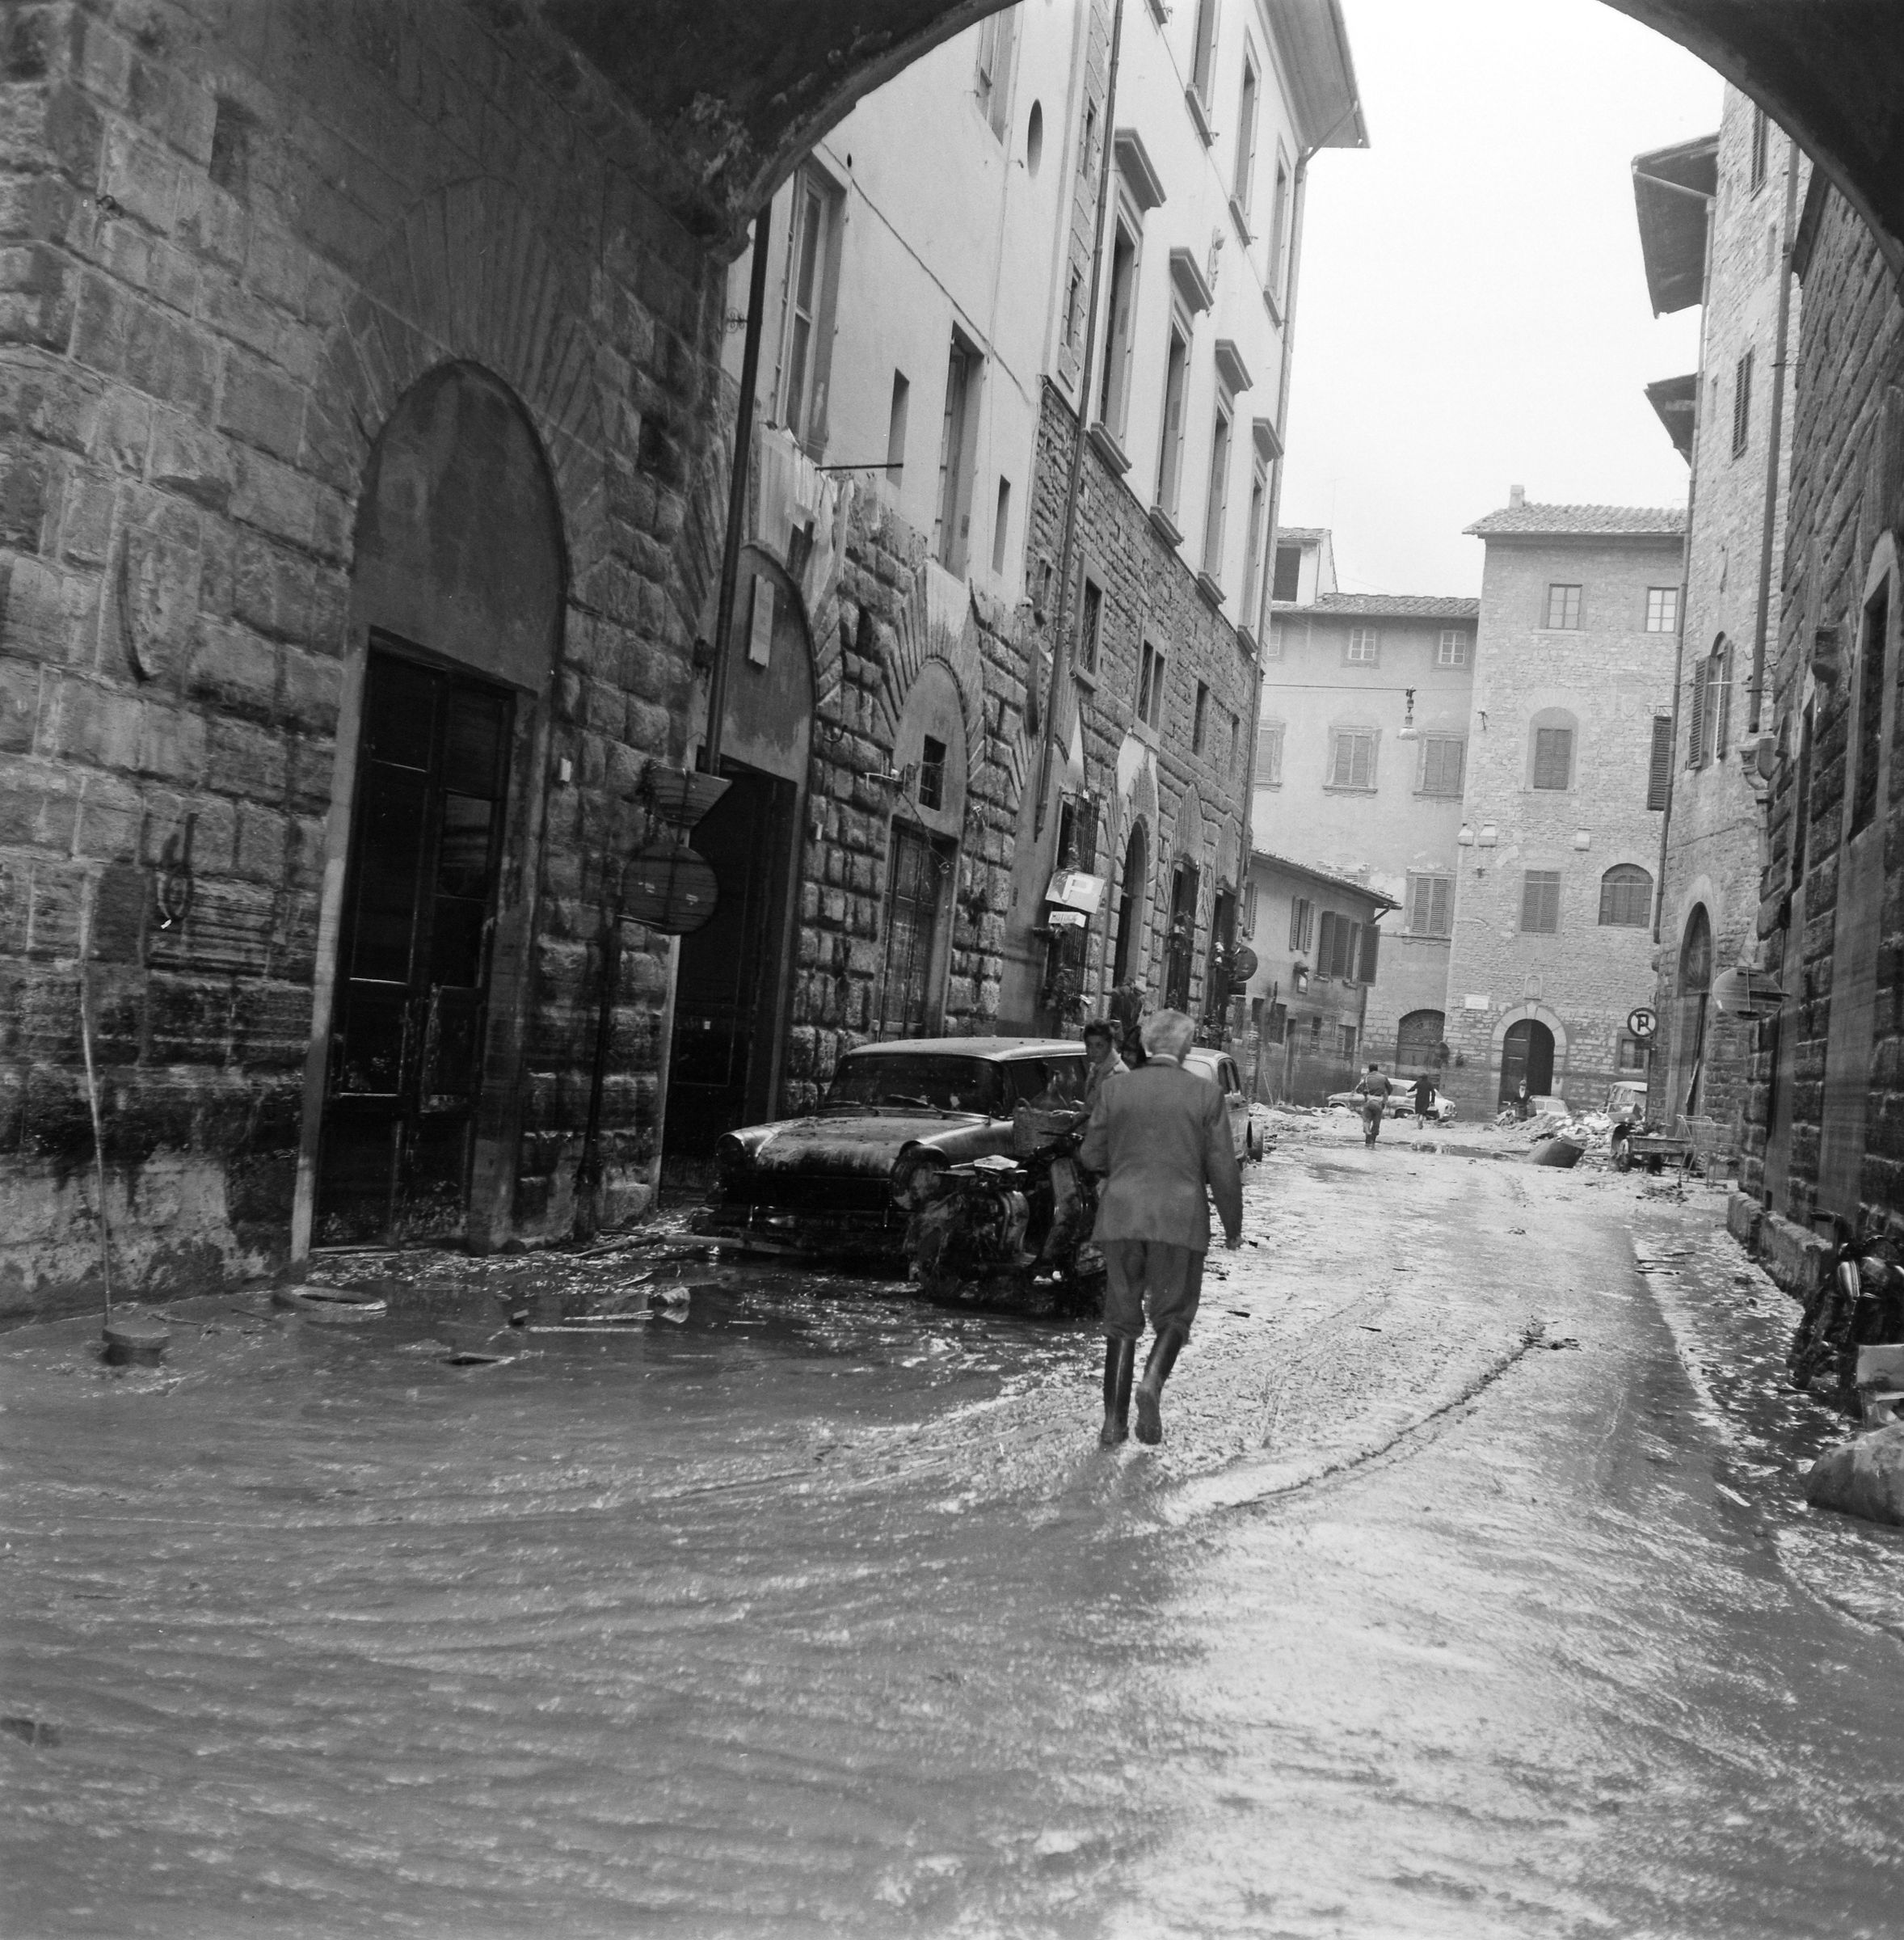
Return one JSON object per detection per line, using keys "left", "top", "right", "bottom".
{"left": 6, "top": 1127, "right": 1904, "bottom": 1938}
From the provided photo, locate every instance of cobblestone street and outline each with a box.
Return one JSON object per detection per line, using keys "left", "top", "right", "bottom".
{"left": 6, "top": 1124, "right": 1903, "bottom": 1938}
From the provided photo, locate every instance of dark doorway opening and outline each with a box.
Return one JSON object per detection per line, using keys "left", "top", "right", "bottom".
{"left": 663, "top": 761, "right": 798, "bottom": 1168}
{"left": 1397, "top": 1008, "right": 1445, "bottom": 1074}
{"left": 1498, "top": 1018, "right": 1556, "bottom": 1107}
{"left": 1111, "top": 824, "right": 1146, "bottom": 989}
{"left": 1164, "top": 861, "right": 1199, "bottom": 1011}
{"left": 875, "top": 822, "right": 954, "bottom": 1037}
{"left": 316, "top": 645, "right": 513, "bottom": 1245}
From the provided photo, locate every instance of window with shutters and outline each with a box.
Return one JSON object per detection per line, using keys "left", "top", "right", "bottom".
{"left": 1544, "top": 584, "right": 1582, "bottom": 629}
{"left": 1359, "top": 924, "right": 1380, "bottom": 984}
{"left": 1154, "top": 319, "right": 1191, "bottom": 517}
{"left": 1189, "top": 0, "right": 1219, "bottom": 105}
{"left": 1531, "top": 725, "right": 1574, "bottom": 791}
{"left": 1346, "top": 627, "right": 1380, "bottom": 664}
{"left": 1598, "top": 864, "right": 1652, "bottom": 927}
{"left": 1077, "top": 575, "right": 1104, "bottom": 677}
{"left": 1731, "top": 348, "right": 1753, "bottom": 457}
{"left": 1241, "top": 879, "right": 1257, "bottom": 937}
{"left": 1749, "top": 104, "right": 1768, "bottom": 192}
{"left": 974, "top": 6, "right": 1018, "bottom": 141}
{"left": 1686, "top": 651, "right": 1708, "bottom": 767}
{"left": 1437, "top": 629, "right": 1469, "bottom": 666}
{"left": 1317, "top": 910, "right": 1360, "bottom": 981}
{"left": 1406, "top": 872, "right": 1454, "bottom": 937}
{"left": 775, "top": 166, "right": 845, "bottom": 457}
{"left": 1254, "top": 721, "right": 1285, "bottom": 787}
{"left": 1287, "top": 895, "right": 1312, "bottom": 951}
{"left": 1646, "top": 587, "right": 1679, "bottom": 632}
{"left": 1232, "top": 54, "right": 1259, "bottom": 217}
{"left": 1096, "top": 213, "right": 1140, "bottom": 441}
{"left": 1327, "top": 728, "right": 1377, "bottom": 791}
{"left": 1202, "top": 398, "right": 1233, "bottom": 577}
{"left": 1710, "top": 639, "right": 1733, "bottom": 757}
{"left": 1647, "top": 715, "right": 1674, "bottom": 809}
{"left": 1419, "top": 735, "right": 1465, "bottom": 796}
{"left": 1520, "top": 870, "right": 1561, "bottom": 934}
{"left": 1316, "top": 908, "right": 1333, "bottom": 972}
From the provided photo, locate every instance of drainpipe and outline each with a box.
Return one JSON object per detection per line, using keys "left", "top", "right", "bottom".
{"left": 702, "top": 199, "right": 774, "bottom": 775}
{"left": 1033, "top": 0, "right": 1126, "bottom": 841}
{"left": 1750, "top": 136, "right": 1801, "bottom": 734}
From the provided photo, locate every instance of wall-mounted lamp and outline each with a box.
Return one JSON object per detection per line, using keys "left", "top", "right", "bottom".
{"left": 1477, "top": 710, "right": 1488, "bottom": 732}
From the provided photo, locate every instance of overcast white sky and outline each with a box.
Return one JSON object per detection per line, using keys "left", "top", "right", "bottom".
{"left": 1277, "top": 0, "right": 1724, "bottom": 597}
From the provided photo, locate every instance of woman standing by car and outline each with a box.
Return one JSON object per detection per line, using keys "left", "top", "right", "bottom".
{"left": 1412, "top": 1070, "right": 1437, "bottom": 1129}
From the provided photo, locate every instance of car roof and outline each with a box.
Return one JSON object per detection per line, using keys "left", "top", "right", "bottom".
{"left": 836, "top": 1036, "right": 1085, "bottom": 1061}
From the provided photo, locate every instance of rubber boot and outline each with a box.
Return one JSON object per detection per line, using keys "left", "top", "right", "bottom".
{"left": 1099, "top": 1336, "right": 1135, "bottom": 1445}
{"left": 1133, "top": 1326, "right": 1186, "bottom": 1445}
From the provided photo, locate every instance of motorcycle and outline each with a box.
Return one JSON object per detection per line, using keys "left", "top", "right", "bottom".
{"left": 903, "top": 1110, "right": 1105, "bottom": 1316}
{"left": 1788, "top": 1216, "right": 1904, "bottom": 1404}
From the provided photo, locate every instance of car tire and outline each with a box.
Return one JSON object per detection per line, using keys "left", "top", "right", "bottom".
{"left": 1246, "top": 1123, "right": 1263, "bottom": 1162}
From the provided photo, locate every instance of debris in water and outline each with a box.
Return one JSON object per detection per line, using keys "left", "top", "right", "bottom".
{"left": 1, "top": 1716, "right": 61, "bottom": 1748}
{"left": 272, "top": 1284, "right": 388, "bottom": 1323}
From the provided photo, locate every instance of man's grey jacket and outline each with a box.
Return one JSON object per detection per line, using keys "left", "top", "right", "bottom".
{"left": 1078, "top": 1057, "right": 1243, "bottom": 1251}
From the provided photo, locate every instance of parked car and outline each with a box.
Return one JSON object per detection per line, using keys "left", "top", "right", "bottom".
{"left": 1326, "top": 1082, "right": 1458, "bottom": 1123}
{"left": 1182, "top": 1047, "right": 1267, "bottom": 1160}
{"left": 693, "top": 1038, "right": 1091, "bottom": 1260}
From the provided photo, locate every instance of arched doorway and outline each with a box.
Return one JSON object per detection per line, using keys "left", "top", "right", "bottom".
{"left": 305, "top": 362, "right": 565, "bottom": 1248}
{"left": 1499, "top": 1018, "right": 1555, "bottom": 1107}
{"left": 1111, "top": 824, "right": 1147, "bottom": 990}
{"left": 1679, "top": 904, "right": 1712, "bottom": 1117}
{"left": 664, "top": 547, "right": 816, "bottom": 1165}
{"left": 1396, "top": 1009, "right": 1445, "bottom": 1074}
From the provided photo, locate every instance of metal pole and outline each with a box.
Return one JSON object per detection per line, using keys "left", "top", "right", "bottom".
{"left": 703, "top": 197, "right": 774, "bottom": 775}
{"left": 1033, "top": 0, "right": 1126, "bottom": 840}
{"left": 1750, "top": 133, "right": 1801, "bottom": 734}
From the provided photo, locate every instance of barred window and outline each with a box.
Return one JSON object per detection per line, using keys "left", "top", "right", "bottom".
{"left": 1419, "top": 735, "right": 1465, "bottom": 796}
{"left": 1599, "top": 863, "right": 1652, "bottom": 927}
{"left": 1520, "top": 870, "right": 1561, "bottom": 934}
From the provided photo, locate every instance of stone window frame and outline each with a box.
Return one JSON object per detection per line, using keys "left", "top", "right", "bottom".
{"left": 1135, "top": 638, "right": 1167, "bottom": 740}
{"left": 1074, "top": 563, "right": 1107, "bottom": 686}
{"left": 1598, "top": 862, "right": 1653, "bottom": 928}
{"left": 1543, "top": 582, "right": 1583, "bottom": 630}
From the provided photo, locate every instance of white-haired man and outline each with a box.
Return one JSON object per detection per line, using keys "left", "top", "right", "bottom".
{"left": 1078, "top": 1008, "right": 1243, "bottom": 1446}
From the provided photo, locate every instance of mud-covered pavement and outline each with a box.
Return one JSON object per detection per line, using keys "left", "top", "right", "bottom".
{"left": 6, "top": 1122, "right": 1904, "bottom": 1939}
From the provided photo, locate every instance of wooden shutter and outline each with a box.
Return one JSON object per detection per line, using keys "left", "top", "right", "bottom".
{"left": 1647, "top": 715, "right": 1673, "bottom": 808}
{"left": 1533, "top": 728, "right": 1573, "bottom": 789}
{"left": 1407, "top": 874, "right": 1430, "bottom": 933}
{"left": 1520, "top": 871, "right": 1560, "bottom": 933}
{"left": 1430, "top": 875, "right": 1452, "bottom": 935}
{"left": 1687, "top": 657, "right": 1708, "bottom": 765}
{"left": 1360, "top": 924, "right": 1380, "bottom": 984}
{"left": 1317, "top": 909, "right": 1335, "bottom": 970}
{"left": 1713, "top": 643, "right": 1733, "bottom": 753}
{"left": 1288, "top": 896, "right": 1303, "bottom": 950}
{"left": 1351, "top": 733, "right": 1374, "bottom": 788}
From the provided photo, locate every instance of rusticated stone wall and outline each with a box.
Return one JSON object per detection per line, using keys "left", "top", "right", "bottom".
{"left": 0, "top": 0, "right": 728, "bottom": 1314}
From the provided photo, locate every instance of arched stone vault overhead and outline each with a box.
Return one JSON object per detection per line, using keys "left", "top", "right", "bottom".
{"left": 523, "top": 0, "right": 1904, "bottom": 274}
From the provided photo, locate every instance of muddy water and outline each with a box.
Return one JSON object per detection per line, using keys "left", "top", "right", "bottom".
{"left": 4, "top": 1148, "right": 1903, "bottom": 1938}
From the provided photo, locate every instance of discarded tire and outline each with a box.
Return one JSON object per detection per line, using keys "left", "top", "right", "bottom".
{"left": 272, "top": 1283, "right": 388, "bottom": 1323}
{"left": 1527, "top": 1135, "right": 1585, "bottom": 1169}
{"left": 1805, "top": 1423, "right": 1904, "bottom": 1527}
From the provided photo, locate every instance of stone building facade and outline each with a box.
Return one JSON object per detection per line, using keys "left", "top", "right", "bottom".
{"left": 1257, "top": 588, "right": 1478, "bottom": 1077}
{"left": 1634, "top": 91, "right": 1807, "bottom": 1142}
{"left": 1439, "top": 501, "right": 1685, "bottom": 1116}
{"left": 1746, "top": 179, "right": 1904, "bottom": 1257}
{"left": 1233, "top": 846, "right": 1393, "bottom": 1105}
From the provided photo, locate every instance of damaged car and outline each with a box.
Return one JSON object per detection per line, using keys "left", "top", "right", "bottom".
{"left": 692, "top": 1038, "right": 1091, "bottom": 1261}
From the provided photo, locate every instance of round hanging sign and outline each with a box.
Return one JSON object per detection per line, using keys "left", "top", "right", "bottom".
{"left": 1627, "top": 1006, "right": 1657, "bottom": 1040}
{"left": 624, "top": 841, "right": 720, "bottom": 935}
{"left": 1230, "top": 945, "right": 1259, "bottom": 981}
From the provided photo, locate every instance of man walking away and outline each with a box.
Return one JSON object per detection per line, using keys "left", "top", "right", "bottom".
{"left": 1412, "top": 1069, "right": 1437, "bottom": 1130}
{"left": 1079, "top": 1009, "right": 1243, "bottom": 1447}
{"left": 1353, "top": 1062, "right": 1392, "bottom": 1145}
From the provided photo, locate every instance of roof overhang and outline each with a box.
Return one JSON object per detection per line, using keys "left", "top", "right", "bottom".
{"left": 1264, "top": 0, "right": 1368, "bottom": 152}
{"left": 1632, "top": 132, "right": 1717, "bottom": 314}
{"left": 1645, "top": 373, "right": 1699, "bottom": 462}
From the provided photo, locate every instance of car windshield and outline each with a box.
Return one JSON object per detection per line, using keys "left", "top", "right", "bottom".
{"left": 824, "top": 1054, "right": 1003, "bottom": 1116}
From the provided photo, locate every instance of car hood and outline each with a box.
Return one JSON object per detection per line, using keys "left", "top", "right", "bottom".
{"left": 731, "top": 1111, "right": 1003, "bottom": 1173}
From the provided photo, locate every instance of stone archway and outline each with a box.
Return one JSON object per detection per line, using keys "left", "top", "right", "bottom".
{"left": 297, "top": 361, "right": 566, "bottom": 1253}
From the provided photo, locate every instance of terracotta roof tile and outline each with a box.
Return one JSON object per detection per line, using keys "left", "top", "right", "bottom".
{"left": 1272, "top": 593, "right": 1480, "bottom": 618}
{"left": 1464, "top": 502, "right": 1687, "bottom": 538}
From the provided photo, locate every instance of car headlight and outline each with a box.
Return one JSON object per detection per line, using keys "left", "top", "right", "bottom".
{"left": 891, "top": 1149, "right": 949, "bottom": 1208}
